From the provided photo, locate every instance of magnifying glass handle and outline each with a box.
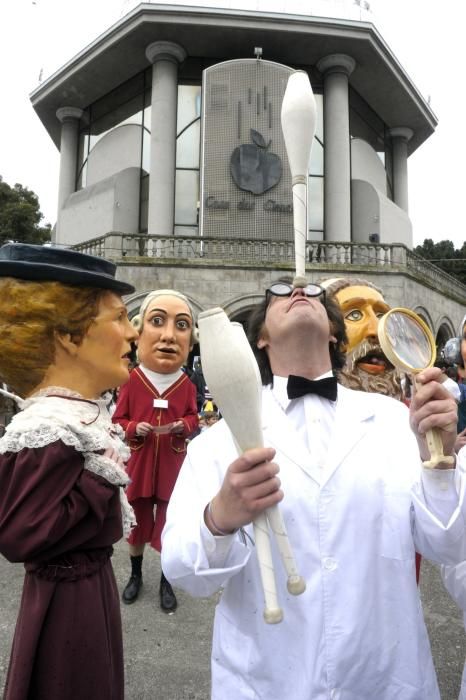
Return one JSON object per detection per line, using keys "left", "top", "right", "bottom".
{"left": 422, "top": 428, "right": 455, "bottom": 469}
{"left": 411, "top": 375, "right": 455, "bottom": 469}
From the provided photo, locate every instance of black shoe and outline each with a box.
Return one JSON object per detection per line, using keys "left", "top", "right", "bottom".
{"left": 122, "top": 574, "right": 142, "bottom": 604}
{"left": 160, "top": 575, "right": 177, "bottom": 613}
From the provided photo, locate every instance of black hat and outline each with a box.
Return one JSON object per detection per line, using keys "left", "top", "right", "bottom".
{"left": 0, "top": 243, "right": 135, "bottom": 295}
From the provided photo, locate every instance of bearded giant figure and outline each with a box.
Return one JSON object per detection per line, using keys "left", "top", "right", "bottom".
{"left": 320, "top": 277, "right": 404, "bottom": 400}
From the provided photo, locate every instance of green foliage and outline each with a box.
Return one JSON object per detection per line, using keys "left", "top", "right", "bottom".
{"left": 414, "top": 238, "right": 466, "bottom": 286}
{"left": 0, "top": 176, "right": 51, "bottom": 245}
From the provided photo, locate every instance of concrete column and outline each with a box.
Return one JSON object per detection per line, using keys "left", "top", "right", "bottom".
{"left": 316, "top": 54, "right": 356, "bottom": 242}
{"left": 56, "top": 107, "right": 83, "bottom": 217}
{"left": 389, "top": 127, "right": 413, "bottom": 213}
{"left": 145, "top": 41, "right": 186, "bottom": 236}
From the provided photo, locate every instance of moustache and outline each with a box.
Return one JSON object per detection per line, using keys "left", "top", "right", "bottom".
{"left": 346, "top": 338, "right": 393, "bottom": 372}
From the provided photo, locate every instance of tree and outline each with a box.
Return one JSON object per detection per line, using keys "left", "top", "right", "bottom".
{"left": 414, "top": 238, "right": 466, "bottom": 286}
{"left": 0, "top": 176, "right": 51, "bottom": 245}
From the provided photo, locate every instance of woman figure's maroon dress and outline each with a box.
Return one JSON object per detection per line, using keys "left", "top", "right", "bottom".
{"left": 0, "top": 389, "right": 135, "bottom": 700}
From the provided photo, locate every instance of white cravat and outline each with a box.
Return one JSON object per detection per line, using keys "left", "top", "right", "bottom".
{"left": 272, "top": 373, "right": 337, "bottom": 468}
{"left": 139, "top": 365, "right": 183, "bottom": 394}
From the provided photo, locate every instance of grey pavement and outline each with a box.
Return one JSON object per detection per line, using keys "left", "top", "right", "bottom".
{"left": 0, "top": 543, "right": 465, "bottom": 699}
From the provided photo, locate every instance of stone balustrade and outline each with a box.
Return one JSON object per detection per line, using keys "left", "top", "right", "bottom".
{"left": 72, "top": 232, "right": 466, "bottom": 304}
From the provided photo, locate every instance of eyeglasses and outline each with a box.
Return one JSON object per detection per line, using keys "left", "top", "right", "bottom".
{"left": 266, "top": 282, "right": 325, "bottom": 305}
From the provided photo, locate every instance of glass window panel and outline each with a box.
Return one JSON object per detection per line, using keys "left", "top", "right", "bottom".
{"left": 176, "top": 120, "right": 200, "bottom": 168}
{"left": 89, "top": 130, "right": 109, "bottom": 150}
{"left": 308, "top": 176, "right": 323, "bottom": 232}
{"left": 349, "top": 87, "right": 386, "bottom": 156}
{"left": 90, "top": 106, "right": 143, "bottom": 149}
{"left": 76, "top": 132, "right": 89, "bottom": 189}
{"left": 144, "top": 83, "right": 151, "bottom": 109}
{"left": 142, "top": 104, "right": 152, "bottom": 174}
{"left": 385, "top": 145, "right": 393, "bottom": 199}
{"left": 85, "top": 72, "right": 148, "bottom": 153}
{"left": 77, "top": 161, "right": 87, "bottom": 190}
{"left": 309, "top": 139, "right": 323, "bottom": 176}
{"left": 315, "top": 93, "right": 324, "bottom": 143}
{"left": 78, "top": 132, "right": 89, "bottom": 160}
{"left": 142, "top": 126, "right": 151, "bottom": 174}
{"left": 91, "top": 73, "right": 145, "bottom": 123}
{"left": 143, "top": 104, "right": 151, "bottom": 126}
{"left": 139, "top": 174, "right": 149, "bottom": 233}
{"left": 174, "top": 225, "right": 198, "bottom": 237}
{"left": 177, "top": 85, "right": 202, "bottom": 134}
{"left": 175, "top": 170, "right": 199, "bottom": 226}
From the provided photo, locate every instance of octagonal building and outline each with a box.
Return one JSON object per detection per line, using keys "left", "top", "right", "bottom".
{"left": 29, "top": 2, "right": 466, "bottom": 344}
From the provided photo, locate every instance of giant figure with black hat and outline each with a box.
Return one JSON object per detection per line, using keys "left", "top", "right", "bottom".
{"left": 0, "top": 242, "right": 138, "bottom": 700}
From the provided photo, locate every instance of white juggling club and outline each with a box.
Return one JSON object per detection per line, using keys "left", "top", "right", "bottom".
{"left": 230, "top": 323, "right": 305, "bottom": 599}
{"left": 198, "top": 308, "right": 305, "bottom": 625}
{"left": 281, "top": 70, "right": 317, "bottom": 286}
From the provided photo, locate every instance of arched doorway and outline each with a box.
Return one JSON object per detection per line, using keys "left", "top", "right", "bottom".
{"left": 435, "top": 319, "right": 456, "bottom": 362}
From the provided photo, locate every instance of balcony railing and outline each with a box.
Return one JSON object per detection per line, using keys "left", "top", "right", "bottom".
{"left": 72, "top": 232, "right": 466, "bottom": 302}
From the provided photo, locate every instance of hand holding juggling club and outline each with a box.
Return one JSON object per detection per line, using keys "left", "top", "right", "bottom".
{"left": 281, "top": 70, "right": 317, "bottom": 286}
{"left": 198, "top": 309, "right": 305, "bottom": 624}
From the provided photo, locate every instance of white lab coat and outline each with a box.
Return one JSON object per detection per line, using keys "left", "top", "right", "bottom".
{"left": 162, "top": 385, "right": 466, "bottom": 700}
{"left": 441, "top": 559, "right": 466, "bottom": 700}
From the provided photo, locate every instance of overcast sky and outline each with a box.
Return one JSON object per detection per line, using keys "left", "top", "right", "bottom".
{"left": 1, "top": 0, "right": 464, "bottom": 249}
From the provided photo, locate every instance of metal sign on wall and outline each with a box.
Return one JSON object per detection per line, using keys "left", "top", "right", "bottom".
{"left": 200, "top": 59, "right": 295, "bottom": 240}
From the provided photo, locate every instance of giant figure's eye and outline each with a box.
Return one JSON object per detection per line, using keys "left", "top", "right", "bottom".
{"left": 345, "top": 309, "right": 363, "bottom": 322}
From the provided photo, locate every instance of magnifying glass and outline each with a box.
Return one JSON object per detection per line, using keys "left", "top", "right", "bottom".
{"left": 378, "top": 307, "right": 455, "bottom": 468}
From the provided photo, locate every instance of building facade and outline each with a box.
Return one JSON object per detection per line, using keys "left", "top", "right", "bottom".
{"left": 30, "top": 3, "right": 466, "bottom": 344}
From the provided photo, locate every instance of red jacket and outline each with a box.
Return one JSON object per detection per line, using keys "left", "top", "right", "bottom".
{"left": 112, "top": 367, "right": 198, "bottom": 502}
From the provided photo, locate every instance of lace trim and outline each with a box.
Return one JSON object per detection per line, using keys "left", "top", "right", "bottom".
{"left": 84, "top": 453, "right": 130, "bottom": 487}
{"left": 0, "top": 394, "right": 129, "bottom": 458}
{"left": 84, "top": 454, "right": 137, "bottom": 537}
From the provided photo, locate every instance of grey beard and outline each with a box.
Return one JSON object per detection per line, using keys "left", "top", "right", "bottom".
{"left": 337, "top": 365, "right": 404, "bottom": 399}
{"left": 337, "top": 339, "right": 404, "bottom": 400}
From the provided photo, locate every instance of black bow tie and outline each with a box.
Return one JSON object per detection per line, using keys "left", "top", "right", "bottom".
{"left": 287, "top": 375, "right": 338, "bottom": 401}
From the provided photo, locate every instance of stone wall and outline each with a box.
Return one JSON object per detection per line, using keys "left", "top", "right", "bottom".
{"left": 118, "top": 260, "right": 463, "bottom": 339}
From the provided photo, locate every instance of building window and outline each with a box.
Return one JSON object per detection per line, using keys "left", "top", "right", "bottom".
{"left": 76, "top": 69, "right": 151, "bottom": 232}
{"left": 175, "top": 85, "right": 201, "bottom": 234}
{"left": 308, "top": 93, "right": 324, "bottom": 239}
{"left": 349, "top": 87, "right": 392, "bottom": 197}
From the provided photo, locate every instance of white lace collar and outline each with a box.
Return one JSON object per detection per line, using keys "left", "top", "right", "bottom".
{"left": 0, "top": 386, "right": 136, "bottom": 536}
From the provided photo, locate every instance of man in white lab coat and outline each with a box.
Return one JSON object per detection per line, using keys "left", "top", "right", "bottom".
{"left": 162, "top": 278, "right": 463, "bottom": 700}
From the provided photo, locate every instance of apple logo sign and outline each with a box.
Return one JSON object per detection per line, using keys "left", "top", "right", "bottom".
{"left": 230, "top": 129, "right": 282, "bottom": 195}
